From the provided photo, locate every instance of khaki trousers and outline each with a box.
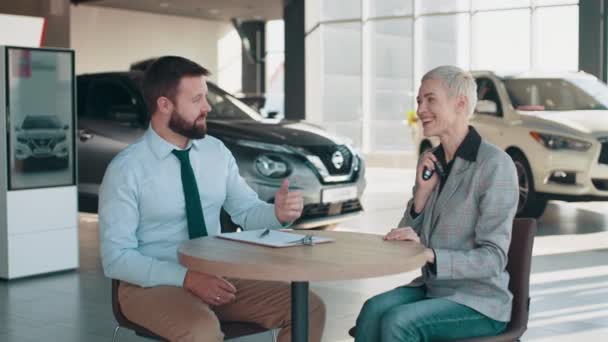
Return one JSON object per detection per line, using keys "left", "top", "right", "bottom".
{"left": 118, "top": 279, "right": 326, "bottom": 342}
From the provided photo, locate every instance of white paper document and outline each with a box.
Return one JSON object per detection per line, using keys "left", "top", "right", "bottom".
{"left": 217, "top": 229, "right": 334, "bottom": 248}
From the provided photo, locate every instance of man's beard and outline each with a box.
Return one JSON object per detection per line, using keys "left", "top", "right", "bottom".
{"left": 169, "top": 109, "right": 207, "bottom": 139}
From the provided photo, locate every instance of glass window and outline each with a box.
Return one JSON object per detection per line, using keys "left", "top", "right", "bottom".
{"left": 368, "top": 18, "right": 414, "bottom": 151}
{"left": 306, "top": 27, "right": 323, "bottom": 124}
{"left": 534, "top": 0, "right": 578, "bottom": 6}
{"left": 472, "top": 0, "right": 530, "bottom": 10}
{"left": 306, "top": 0, "right": 321, "bottom": 32}
{"left": 416, "top": 14, "right": 470, "bottom": 82}
{"left": 207, "top": 86, "right": 264, "bottom": 120}
{"left": 86, "top": 80, "right": 139, "bottom": 123}
{"left": 217, "top": 28, "right": 242, "bottom": 94}
{"left": 415, "top": 0, "right": 469, "bottom": 15}
{"left": 22, "top": 115, "right": 63, "bottom": 129}
{"left": 368, "top": 0, "right": 413, "bottom": 18}
{"left": 322, "top": 22, "right": 362, "bottom": 146}
{"left": 534, "top": 6, "right": 578, "bottom": 71}
{"left": 472, "top": 9, "right": 531, "bottom": 71}
{"left": 266, "top": 20, "right": 284, "bottom": 53}
{"left": 504, "top": 78, "right": 608, "bottom": 111}
{"left": 476, "top": 78, "right": 503, "bottom": 115}
{"left": 264, "top": 52, "right": 285, "bottom": 118}
{"left": 265, "top": 20, "right": 285, "bottom": 118}
{"left": 323, "top": 0, "right": 361, "bottom": 21}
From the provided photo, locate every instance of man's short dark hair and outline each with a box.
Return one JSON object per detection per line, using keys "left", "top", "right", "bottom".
{"left": 142, "top": 56, "right": 211, "bottom": 113}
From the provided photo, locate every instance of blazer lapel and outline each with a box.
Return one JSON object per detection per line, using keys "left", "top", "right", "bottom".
{"left": 430, "top": 158, "right": 471, "bottom": 236}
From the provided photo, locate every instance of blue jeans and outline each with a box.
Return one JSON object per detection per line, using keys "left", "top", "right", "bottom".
{"left": 355, "top": 286, "right": 507, "bottom": 342}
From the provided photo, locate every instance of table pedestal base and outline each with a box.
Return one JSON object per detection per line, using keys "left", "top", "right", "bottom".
{"left": 291, "top": 281, "right": 309, "bottom": 342}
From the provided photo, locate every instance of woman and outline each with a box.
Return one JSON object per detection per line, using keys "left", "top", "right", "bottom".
{"left": 355, "top": 65, "right": 518, "bottom": 342}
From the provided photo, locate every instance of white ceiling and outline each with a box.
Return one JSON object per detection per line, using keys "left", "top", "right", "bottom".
{"left": 73, "top": 0, "right": 284, "bottom": 21}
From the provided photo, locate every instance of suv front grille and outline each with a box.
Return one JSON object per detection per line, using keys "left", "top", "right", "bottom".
{"left": 23, "top": 138, "right": 59, "bottom": 150}
{"left": 299, "top": 199, "right": 363, "bottom": 221}
{"left": 306, "top": 145, "right": 353, "bottom": 175}
{"left": 599, "top": 142, "right": 608, "bottom": 165}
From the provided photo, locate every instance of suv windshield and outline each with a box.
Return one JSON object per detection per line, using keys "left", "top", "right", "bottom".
{"left": 22, "top": 115, "right": 62, "bottom": 129}
{"left": 504, "top": 78, "right": 608, "bottom": 111}
{"left": 206, "top": 87, "right": 264, "bottom": 121}
{"left": 129, "top": 72, "right": 263, "bottom": 121}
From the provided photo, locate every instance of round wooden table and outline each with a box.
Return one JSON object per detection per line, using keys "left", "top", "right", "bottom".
{"left": 178, "top": 230, "right": 427, "bottom": 342}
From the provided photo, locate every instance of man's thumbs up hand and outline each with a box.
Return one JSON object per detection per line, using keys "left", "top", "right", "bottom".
{"left": 274, "top": 179, "right": 303, "bottom": 224}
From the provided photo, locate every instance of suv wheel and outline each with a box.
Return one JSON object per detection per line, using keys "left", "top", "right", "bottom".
{"left": 509, "top": 151, "right": 547, "bottom": 218}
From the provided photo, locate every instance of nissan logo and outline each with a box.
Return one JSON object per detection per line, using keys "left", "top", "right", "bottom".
{"left": 331, "top": 151, "right": 344, "bottom": 169}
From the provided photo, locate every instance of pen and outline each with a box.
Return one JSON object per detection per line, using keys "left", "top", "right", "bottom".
{"left": 259, "top": 228, "right": 270, "bottom": 238}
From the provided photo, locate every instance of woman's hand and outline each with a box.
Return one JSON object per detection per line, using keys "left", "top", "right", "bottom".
{"left": 413, "top": 151, "right": 440, "bottom": 213}
{"left": 416, "top": 150, "right": 440, "bottom": 193}
{"left": 383, "top": 227, "right": 420, "bottom": 243}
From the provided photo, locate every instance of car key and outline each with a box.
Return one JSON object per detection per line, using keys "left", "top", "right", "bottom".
{"left": 422, "top": 166, "right": 434, "bottom": 181}
{"left": 422, "top": 160, "right": 445, "bottom": 181}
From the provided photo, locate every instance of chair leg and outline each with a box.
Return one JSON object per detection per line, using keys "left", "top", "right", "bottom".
{"left": 111, "top": 326, "right": 121, "bottom": 342}
{"left": 271, "top": 328, "right": 278, "bottom": 342}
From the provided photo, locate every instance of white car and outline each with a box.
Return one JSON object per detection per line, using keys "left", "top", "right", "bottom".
{"left": 413, "top": 70, "right": 608, "bottom": 218}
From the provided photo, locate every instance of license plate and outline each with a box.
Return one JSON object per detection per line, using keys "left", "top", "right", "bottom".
{"left": 321, "top": 186, "right": 357, "bottom": 204}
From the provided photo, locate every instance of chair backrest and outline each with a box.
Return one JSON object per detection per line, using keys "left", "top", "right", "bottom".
{"left": 505, "top": 218, "right": 537, "bottom": 336}
{"left": 390, "top": 218, "right": 537, "bottom": 342}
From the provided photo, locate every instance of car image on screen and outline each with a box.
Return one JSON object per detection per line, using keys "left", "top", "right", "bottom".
{"left": 14, "top": 114, "right": 70, "bottom": 171}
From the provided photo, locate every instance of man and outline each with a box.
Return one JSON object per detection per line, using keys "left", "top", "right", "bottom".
{"left": 99, "top": 56, "right": 326, "bottom": 342}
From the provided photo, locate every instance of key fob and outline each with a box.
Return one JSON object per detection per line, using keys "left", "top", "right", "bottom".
{"left": 422, "top": 167, "right": 434, "bottom": 181}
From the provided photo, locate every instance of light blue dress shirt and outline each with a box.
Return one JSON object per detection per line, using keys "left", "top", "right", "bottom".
{"left": 99, "top": 127, "right": 283, "bottom": 288}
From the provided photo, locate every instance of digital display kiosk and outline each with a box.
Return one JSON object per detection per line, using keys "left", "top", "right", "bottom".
{"left": 0, "top": 46, "right": 78, "bottom": 279}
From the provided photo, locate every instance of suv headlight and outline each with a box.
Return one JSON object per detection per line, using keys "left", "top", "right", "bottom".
{"left": 254, "top": 155, "right": 290, "bottom": 178}
{"left": 530, "top": 132, "right": 592, "bottom": 151}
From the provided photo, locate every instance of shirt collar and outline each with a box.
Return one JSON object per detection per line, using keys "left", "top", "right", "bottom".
{"left": 435, "top": 126, "right": 482, "bottom": 164}
{"left": 145, "top": 126, "right": 203, "bottom": 160}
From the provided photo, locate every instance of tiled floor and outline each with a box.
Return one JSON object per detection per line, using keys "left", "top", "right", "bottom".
{"left": 1, "top": 167, "right": 607, "bottom": 341}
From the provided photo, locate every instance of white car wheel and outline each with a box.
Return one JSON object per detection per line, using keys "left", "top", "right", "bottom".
{"left": 510, "top": 151, "right": 547, "bottom": 218}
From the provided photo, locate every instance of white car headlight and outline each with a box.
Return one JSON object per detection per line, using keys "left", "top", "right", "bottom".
{"left": 530, "top": 132, "right": 592, "bottom": 152}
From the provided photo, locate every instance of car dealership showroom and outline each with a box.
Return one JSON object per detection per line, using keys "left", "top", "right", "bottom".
{"left": 0, "top": 0, "right": 607, "bottom": 341}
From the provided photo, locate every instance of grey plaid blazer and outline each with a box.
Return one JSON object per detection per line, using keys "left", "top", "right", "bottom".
{"left": 399, "top": 140, "right": 518, "bottom": 322}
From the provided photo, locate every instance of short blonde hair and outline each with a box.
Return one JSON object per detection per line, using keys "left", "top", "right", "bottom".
{"left": 422, "top": 65, "right": 477, "bottom": 117}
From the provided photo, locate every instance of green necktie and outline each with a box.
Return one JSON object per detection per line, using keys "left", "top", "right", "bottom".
{"left": 172, "top": 148, "right": 208, "bottom": 239}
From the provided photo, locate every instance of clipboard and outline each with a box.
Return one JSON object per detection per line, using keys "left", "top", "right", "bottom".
{"left": 217, "top": 229, "right": 334, "bottom": 248}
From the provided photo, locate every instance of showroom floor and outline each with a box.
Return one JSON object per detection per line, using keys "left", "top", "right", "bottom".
{"left": 1, "top": 167, "right": 607, "bottom": 342}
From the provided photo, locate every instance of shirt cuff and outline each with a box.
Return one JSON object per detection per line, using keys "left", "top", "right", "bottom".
{"left": 156, "top": 264, "right": 189, "bottom": 288}
{"left": 268, "top": 204, "right": 292, "bottom": 229}
{"left": 433, "top": 248, "right": 452, "bottom": 280}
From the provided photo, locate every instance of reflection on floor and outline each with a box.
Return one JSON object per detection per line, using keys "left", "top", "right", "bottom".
{"left": 1, "top": 167, "right": 607, "bottom": 341}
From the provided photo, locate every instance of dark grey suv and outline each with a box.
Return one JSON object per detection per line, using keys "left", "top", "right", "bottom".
{"left": 76, "top": 71, "right": 366, "bottom": 229}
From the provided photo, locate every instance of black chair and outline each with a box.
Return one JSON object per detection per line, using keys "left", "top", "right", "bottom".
{"left": 349, "top": 218, "right": 537, "bottom": 342}
{"left": 111, "top": 279, "right": 275, "bottom": 341}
